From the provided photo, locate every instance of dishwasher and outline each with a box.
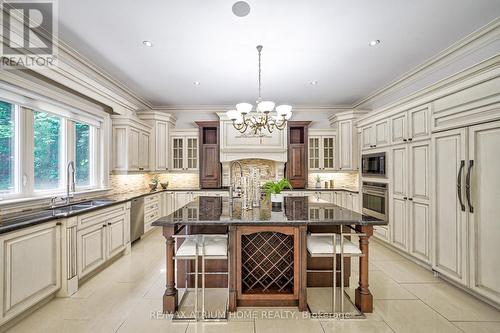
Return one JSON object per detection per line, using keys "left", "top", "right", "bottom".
{"left": 130, "top": 197, "right": 144, "bottom": 243}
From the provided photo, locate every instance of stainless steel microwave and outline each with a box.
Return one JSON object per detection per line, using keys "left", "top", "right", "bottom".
{"left": 361, "top": 152, "right": 386, "bottom": 177}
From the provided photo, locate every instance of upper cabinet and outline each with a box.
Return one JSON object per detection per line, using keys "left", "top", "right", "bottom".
{"left": 170, "top": 130, "right": 199, "bottom": 171}
{"left": 112, "top": 116, "right": 152, "bottom": 172}
{"left": 138, "top": 111, "right": 176, "bottom": 172}
{"left": 329, "top": 111, "right": 368, "bottom": 171}
{"left": 286, "top": 121, "right": 311, "bottom": 188}
{"left": 196, "top": 121, "right": 221, "bottom": 188}
{"left": 361, "top": 119, "right": 390, "bottom": 150}
{"left": 391, "top": 106, "right": 430, "bottom": 145}
{"left": 308, "top": 130, "right": 336, "bottom": 171}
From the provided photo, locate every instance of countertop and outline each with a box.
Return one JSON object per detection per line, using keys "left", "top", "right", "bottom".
{"left": 152, "top": 196, "right": 384, "bottom": 227}
{"left": 284, "top": 187, "right": 359, "bottom": 193}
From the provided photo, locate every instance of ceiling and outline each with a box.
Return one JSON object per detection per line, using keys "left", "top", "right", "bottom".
{"left": 56, "top": 0, "right": 500, "bottom": 107}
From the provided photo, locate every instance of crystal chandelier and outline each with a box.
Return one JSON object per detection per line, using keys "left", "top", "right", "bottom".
{"left": 226, "top": 45, "right": 292, "bottom": 136}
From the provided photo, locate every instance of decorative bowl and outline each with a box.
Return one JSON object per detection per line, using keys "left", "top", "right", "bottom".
{"left": 160, "top": 182, "right": 169, "bottom": 189}
{"left": 149, "top": 183, "right": 158, "bottom": 191}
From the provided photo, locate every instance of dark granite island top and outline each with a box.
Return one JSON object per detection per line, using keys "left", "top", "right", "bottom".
{"left": 152, "top": 196, "right": 385, "bottom": 227}
{"left": 155, "top": 195, "right": 384, "bottom": 316}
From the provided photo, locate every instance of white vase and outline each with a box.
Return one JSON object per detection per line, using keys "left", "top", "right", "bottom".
{"left": 271, "top": 193, "right": 284, "bottom": 203}
{"left": 271, "top": 193, "right": 284, "bottom": 212}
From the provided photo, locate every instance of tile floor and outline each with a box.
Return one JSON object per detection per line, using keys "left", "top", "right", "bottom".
{"left": 6, "top": 229, "right": 500, "bottom": 333}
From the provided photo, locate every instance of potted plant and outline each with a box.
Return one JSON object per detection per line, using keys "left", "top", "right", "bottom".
{"left": 263, "top": 178, "right": 293, "bottom": 211}
{"left": 149, "top": 174, "right": 160, "bottom": 191}
{"left": 315, "top": 175, "right": 322, "bottom": 188}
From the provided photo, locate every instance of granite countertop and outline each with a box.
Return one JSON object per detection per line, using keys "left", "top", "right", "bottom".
{"left": 152, "top": 195, "right": 385, "bottom": 227}
{"left": 287, "top": 187, "right": 360, "bottom": 193}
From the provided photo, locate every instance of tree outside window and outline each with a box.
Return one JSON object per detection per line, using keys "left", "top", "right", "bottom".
{"left": 34, "top": 111, "right": 61, "bottom": 190}
{"left": 0, "top": 101, "right": 15, "bottom": 192}
{"left": 75, "top": 122, "right": 90, "bottom": 186}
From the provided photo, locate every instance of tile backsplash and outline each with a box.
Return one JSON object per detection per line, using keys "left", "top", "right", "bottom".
{"left": 231, "top": 159, "right": 277, "bottom": 184}
{"left": 108, "top": 172, "right": 199, "bottom": 194}
{"left": 308, "top": 171, "right": 359, "bottom": 189}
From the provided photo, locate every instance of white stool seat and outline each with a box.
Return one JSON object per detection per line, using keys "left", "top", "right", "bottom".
{"left": 175, "top": 236, "right": 198, "bottom": 257}
{"left": 307, "top": 234, "right": 361, "bottom": 255}
{"left": 202, "top": 235, "right": 228, "bottom": 257}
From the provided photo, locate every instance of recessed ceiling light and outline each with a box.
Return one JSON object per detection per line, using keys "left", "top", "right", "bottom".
{"left": 310, "top": 80, "right": 318, "bottom": 86}
{"left": 232, "top": 1, "right": 251, "bottom": 17}
{"left": 142, "top": 40, "right": 153, "bottom": 47}
{"left": 368, "top": 40, "right": 381, "bottom": 47}
{"left": 193, "top": 81, "right": 201, "bottom": 86}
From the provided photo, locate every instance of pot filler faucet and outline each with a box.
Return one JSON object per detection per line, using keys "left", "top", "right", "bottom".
{"left": 229, "top": 161, "right": 243, "bottom": 198}
{"left": 66, "top": 160, "right": 76, "bottom": 204}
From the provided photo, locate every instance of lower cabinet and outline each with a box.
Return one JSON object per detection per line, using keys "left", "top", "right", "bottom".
{"left": 0, "top": 222, "right": 61, "bottom": 325}
{"left": 77, "top": 223, "right": 107, "bottom": 278}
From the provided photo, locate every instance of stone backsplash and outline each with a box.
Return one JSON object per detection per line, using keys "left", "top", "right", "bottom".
{"left": 308, "top": 171, "right": 359, "bottom": 189}
{"left": 108, "top": 172, "right": 199, "bottom": 194}
{"left": 231, "top": 159, "right": 277, "bottom": 185}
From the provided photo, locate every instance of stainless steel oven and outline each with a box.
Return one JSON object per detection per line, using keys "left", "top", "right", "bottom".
{"left": 361, "top": 152, "right": 386, "bottom": 177}
{"left": 362, "top": 182, "right": 388, "bottom": 221}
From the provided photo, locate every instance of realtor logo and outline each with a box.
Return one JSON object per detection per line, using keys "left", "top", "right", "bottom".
{"left": 1, "top": 0, "right": 58, "bottom": 68}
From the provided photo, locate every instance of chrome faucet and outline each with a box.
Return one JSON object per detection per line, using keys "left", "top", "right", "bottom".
{"left": 229, "top": 161, "right": 243, "bottom": 198}
{"left": 66, "top": 161, "right": 76, "bottom": 204}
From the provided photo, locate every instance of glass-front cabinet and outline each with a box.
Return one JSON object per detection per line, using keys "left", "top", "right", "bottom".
{"left": 170, "top": 133, "right": 198, "bottom": 171}
{"left": 308, "top": 135, "right": 336, "bottom": 171}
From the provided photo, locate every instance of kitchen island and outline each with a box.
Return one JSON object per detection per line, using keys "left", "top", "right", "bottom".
{"left": 152, "top": 195, "right": 385, "bottom": 314}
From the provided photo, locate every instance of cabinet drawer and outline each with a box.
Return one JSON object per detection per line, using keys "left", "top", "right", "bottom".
{"left": 144, "top": 210, "right": 160, "bottom": 225}
{"left": 144, "top": 201, "right": 159, "bottom": 215}
{"left": 374, "top": 226, "right": 389, "bottom": 241}
{"left": 77, "top": 204, "right": 126, "bottom": 230}
{"left": 144, "top": 194, "right": 159, "bottom": 204}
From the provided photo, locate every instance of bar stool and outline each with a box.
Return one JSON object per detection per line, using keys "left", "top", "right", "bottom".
{"left": 306, "top": 227, "right": 365, "bottom": 318}
{"left": 200, "top": 234, "right": 229, "bottom": 321}
{"left": 172, "top": 234, "right": 200, "bottom": 321}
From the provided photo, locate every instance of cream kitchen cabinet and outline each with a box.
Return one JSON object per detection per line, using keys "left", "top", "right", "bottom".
{"left": 432, "top": 121, "right": 500, "bottom": 305}
{"left": 138, "top": 111, "right": 176, "bottom": 171}
{"left": 112, "top": 116, "right": 152, "bottom": 172}
{"left": 391, "top": 105, "right": 430, "bottom": 145}
{"left": 361, "top": 119, "right": 390, "bottom": 150}
{"left": 171, "top": 132, "right": 199, "bottom": 171}
{"left": 77, "top": 203, "right": 130, "bottom": 279}
{"left": 0, "top": 221, "right": 61, "bottom": 326}
{"left": 308, "top": 134, "right": 336, "bottom": 171}
{"left": 304, "top": 190, "right": 333, "bottom": 202}
{"left": 390, "top": 141, "right": 431, "bottom": 262}
{"left": 174, "top": 191, "right": 198, "bottom": 210}
{"left": 144, "top": 194, "right": 161, "bottom": 233}
{"left": 329, "top": 111, "right": 367, "bottom": 171}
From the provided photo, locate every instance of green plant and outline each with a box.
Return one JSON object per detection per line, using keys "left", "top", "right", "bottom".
{"left": 315, "top": 175, "right": 321, "bottom": 183}
{"left": 263, "top": 178, "right": 293, "bottom": 199}
{"left": 151, "top": 174, "right": 160, "bottom": 185}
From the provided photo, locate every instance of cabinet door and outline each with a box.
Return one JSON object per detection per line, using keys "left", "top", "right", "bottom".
{"left": 362, "top": 126, "right": 373, "bottom": 149}
{"left": 156, "top": 121, "right": 168, "bottom": 170}
{"left": 409, "top": 201, "right": 430, "bottom": 263}
{"left": 171, "top": 137, "right": 184, "bottom": 170}
{"left": 186, "top": 137, "right": 198, "bottom": 170}
{"left": 391, "top": 112, "right": 408, "bottom": 144}
{"left": 351, "top": 193, "right": 360, "bottom": 213}
{"left": 0, "top": 222, "right": 61, "bottom": 322}
{"left": 113, "top": 127, "right": 127, "bottom": 170}
{"left": 308, "top": 137, "right": 321, "bottom": 170}
{"left": 392, "top": 145, "right": 408, "bottom": 197}
{"left": 432, "top": 128, "right": 468, "bottom": 285}
{"left": 409, "top": 142, "right": 430, "bottom": 201}
{"left": 408, "top": 106, "right": 430, "bottom": 141}
{"left": 322, "top": 136, "right": 336, "bottom": 170}
{"left": 128, "top": 128, "right": 140, "bottom": 170}
{"left": 375, "top": 120, "right": 390, "bottom": 147}
{"left": 77, "top": 223, "right": 107, "bottom": 278}
{"left": 338, "top": 120, "right": 353, "bottom": 170}
{"left": 107, "top": 215, "right": 127, "bottom": 258}
{"left": 468, "top": 121, "right": 500, "bottom": 303}
{"left": 345, "top": 192, "right": 353, "bottom": 210}
{"left": 288, "top": 144, "right": 306, "bottom": 187}
{"left": 139, "top": 132, "right": 150, "bottom": 170}
{"left": 391, "top": 197, "right": 408, "bottom": 250}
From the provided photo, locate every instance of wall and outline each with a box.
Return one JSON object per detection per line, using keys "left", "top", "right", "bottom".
{"left": 108, "top": 172, "right": 199, "bottom": 194}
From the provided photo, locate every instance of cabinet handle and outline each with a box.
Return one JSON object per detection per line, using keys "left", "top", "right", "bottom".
{"left": 103, "top": 224, "right": 107, "bottom": 227}
{"left": 466, "top": 160, "right": 474, "bottom": 213}
{"left": 408, "top": 198, "right": 413, "bottom": 201}
{"left": 403, "top": 197, "right": 407, "bottom": 200}
{"left": 457, "top": 160, "right": 465, "bottom": 212}
{"left": 56, "top": 222, "right": 62, "bottom": 226}
{"left": 403, "top": 138, "right": 407, "bottom": 142}
{"left": 108, "top": 222, "right": 112, "bottom": 226}
{"left": 408, "top": 138, "right": 413, "bottom": 141}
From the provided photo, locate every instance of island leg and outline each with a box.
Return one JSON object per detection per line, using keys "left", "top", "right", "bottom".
{"left": 355, "top": 225, "right": 373, "bottom": 313}
{"left": 298, "top": 225, "right": 308, "bottom": 311}
{"left": 228, "top": 226, "right": 237, "bottom": 312}
{"left": 163, "top": 226, "right": 178, "bottom": 313}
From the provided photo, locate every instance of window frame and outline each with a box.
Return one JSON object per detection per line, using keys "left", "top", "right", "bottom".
{"left": 0, "top": 93, "right": 105, "bottom": 202}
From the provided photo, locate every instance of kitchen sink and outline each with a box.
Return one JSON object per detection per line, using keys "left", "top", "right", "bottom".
{"left": 50, "top": 199, "right": 115, "bottom": 216}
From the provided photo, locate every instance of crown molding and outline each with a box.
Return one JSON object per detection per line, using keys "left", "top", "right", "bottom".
{"left": 152, "top": 104, "right": 352, "bottom": 112}
{"left": 353, "top": 17, "right": 500, "bottom": 110}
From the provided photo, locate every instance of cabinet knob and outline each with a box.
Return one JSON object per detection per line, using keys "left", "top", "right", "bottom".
{"left": 403, "top": 197, "right": 408, "bottom": 200}
{"left": 103, "top": 224, "right": 107, "bottom": 227}
{"left": 108, "top": 222, "right": 112, "bottom": 226}
{"left": 408, "top": 198, "right": 413, "bottom": 201}
{"left": 408, "top": 138, "right": 413, "bottom": 141}
{"left": 403, "top": 138, "right": 407, "bottom": 142}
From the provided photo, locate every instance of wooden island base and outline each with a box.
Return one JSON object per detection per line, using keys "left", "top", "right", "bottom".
{"left": 161, "top": 223, "right": 374, "bottom": 314}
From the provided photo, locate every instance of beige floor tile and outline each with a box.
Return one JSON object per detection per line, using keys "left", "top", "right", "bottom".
{"left": 307, "top": 287, "right": 360, "bottom": 316}
{"left": 6, "top": 319, "right": 94, "bottom": 333}
{"left": 255, "top": 316, "right": 325, "bottom": 333}
{"left": 375, "top": 300, "right": 462, "bottom": 333}
{"left": 367, "top": 270, "right": 418, "bottom": 300}
{"left": 374, "top": 260, "right": 441, "bottom": 284}
{"left": 187, "top": 321, "right": 254, "bottom": 333}
{"left": 402, "top": 283, "right": 500, "bottom": 321}
{"left": 116, "top": 298, "right": 187, "bottom": 333}
{"left": 321, "top": 320, "right": 395, "bottom": 333}
{"left": 453, "top": 321, "right": 500, "bottom": 333}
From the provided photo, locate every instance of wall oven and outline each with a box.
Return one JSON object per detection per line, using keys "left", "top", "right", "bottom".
{"left": 361, "top": 152, "right": 386, "bottom": 177}
{"left": 362, "top": 182, "right": 388, "bottom": 221}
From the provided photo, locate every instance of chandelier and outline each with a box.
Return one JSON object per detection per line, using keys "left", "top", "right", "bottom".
{"left": 226, "top": 45, "right": 292, "bottom": 136}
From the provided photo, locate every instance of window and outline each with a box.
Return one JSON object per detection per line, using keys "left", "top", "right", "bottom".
{"left": 34, "top": 111, "right": 61, "bottom": 190}
{"left": 75, "top": 122, "right": 91, "bottom": 186}
{"left": 0, "top": 101, "right": 15, "bottom": 193}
